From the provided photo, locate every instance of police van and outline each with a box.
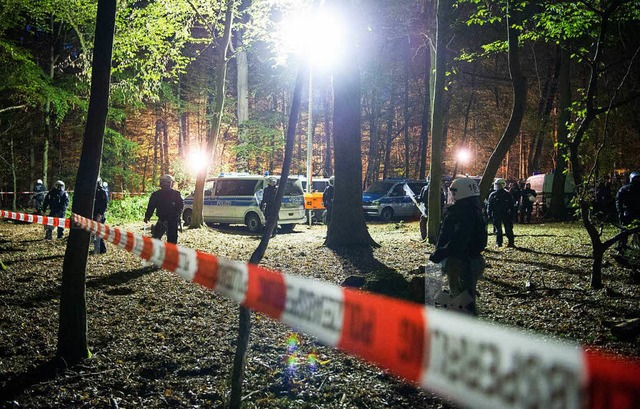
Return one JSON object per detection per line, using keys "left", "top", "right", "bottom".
{"left": 362, "top": 178, "right": 427, "bottom": 221}
{"left": 182, "top": 174, "right": 306, "bottom": 232}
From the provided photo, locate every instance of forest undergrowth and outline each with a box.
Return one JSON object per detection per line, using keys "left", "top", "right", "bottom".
{"left": 1, "top": 218, "right": 639, "bottom": 408}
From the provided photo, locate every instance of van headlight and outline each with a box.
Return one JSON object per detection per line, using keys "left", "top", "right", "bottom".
{"left": 372, "top": 200, "right": 380, "bottom": 205}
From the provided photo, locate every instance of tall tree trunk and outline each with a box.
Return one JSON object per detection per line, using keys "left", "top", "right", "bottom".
{"left": 228, "top": 60, "right": 308, "bottom": 409}
{"left": 365, "top": 88, "right": 380, "bottom": 187}
{"left": 236, "top": 49, "right": 249, "bottom": 171}
{"left": 451, "top": 93, "right": 475, "bottom": 178}
{"left": 419, "top": 43, "right": 432, "bottom": 180}
{"left": 177, "top": 77, "right": 186, "bottom": 158}
{"left": 57, "top": 0, "right": 115, "bottom": 364}
{"left": 323, "top": 85, "right": 333, "bottom": 177}
{"left": 325, "top": 0, "right": 376, "bottom": 248}
{"left": 478, "top": 1, "right": 527, "bottom": 200}
{"left": 551, "top": 48, "right": 571, "bottom": 219}
{"left": 403, "top": 37, "right": 411, "bottom": 178}
{"left": 191, "top": 0, "right": 235, "bottom": 228}
{"left": 426, "top": 0, "right": 452, "bottom": 243}
{"left": 162, "top": 120, "right": 169, "bottom": 175}
{"left": 10, "top": 137, "right": 17, "bottom": 211}
{"left": 153, "top": 121, "right": 159, "bottom": 184}
{"left": 382, "top": 99, "right": 395, "bottom": 179}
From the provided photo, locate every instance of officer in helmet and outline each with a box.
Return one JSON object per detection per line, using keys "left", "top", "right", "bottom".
{"left": 487, "top": 178, "right": 515, "bottom": 247}
{"left": 42, "top": 180, "right": 69, "bottom": 240}
{"left": 144, "top": 174, "right": 184, "bottom": 244}
{"left": 260, "top": 176, "right": 278, "bottom": 236}
{"left": 429, "top": 176, "right": 487, "bottom": 315}
{"left": 615, "top": 171, "right": 640, "bottom": 256}
{"left": 32, "top": 179, "right": 47, "bottom": 214}
{"left": 322, "top": 176, "right": 335, "bottom": 225}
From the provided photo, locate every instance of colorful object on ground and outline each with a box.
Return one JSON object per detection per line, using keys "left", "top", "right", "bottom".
{"left": 1, "top": 209, "right": 639, "bottom": 409}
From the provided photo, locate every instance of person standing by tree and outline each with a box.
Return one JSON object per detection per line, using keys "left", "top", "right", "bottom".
{"left": 261, "top": 176, "right": 278, "bottom": 237}
{"left": 615, "top": 171, "right": 640, "bottom": 256}
{"left": 429, "top": 176, "right": 487, "bottom": 315}
{"left": 416, "top": 179, "right": 430, "bottom": 241}
{"left": 32, "top": 179, "right": 47, "bottom": 214}
{"left": 144, "top": 174, "right": 184, "bottom": 244}
{"left": 488, "top": 178, "right": 515, "bottom": 247}
{"left": 520, "top": 182, "right": 537, "bottom": 223}
{"left": 42, "top": 180, "right": 69, "bottom": 240}
{"left": 322, "top": 176, "right": 335, "bottom": 225}
{"left": 93, "top": 177, "right": 109, "bottom": 254}
{"left": 509, "top": 181, "right": 522, "bottom": 222}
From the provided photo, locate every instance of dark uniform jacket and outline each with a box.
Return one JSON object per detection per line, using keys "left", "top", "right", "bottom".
{"left": 145, "top": 188, "right": 183, "bottom": 221}
{"left": 430, "top": 196, "right": 487, "bottom": 262}
{"left": 261, "top": 185, "right": 277, "bottom": 214}
{"left": 616, "top": 182, "right": 640, "bottom": 224}
{"left": 43, "top": 188, "right": 69, "bottom": 215}
{"left": 33, "top": 182, "right": 46, "bottom": 198}
{"left": 322, "top": 185, "right": 335, "bottom": 209}
{"left": 94, "top": 186, "right": 109, "bottom": 216}
{"left": 520, "top": 188, "right": 537, "bottom": 206}
{"left": 487, "top": 189, "right": 514, "bottom": 219}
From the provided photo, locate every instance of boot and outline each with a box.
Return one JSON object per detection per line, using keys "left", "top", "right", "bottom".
{"left": 45, "top": 230, "right": 52, "bottom": 240}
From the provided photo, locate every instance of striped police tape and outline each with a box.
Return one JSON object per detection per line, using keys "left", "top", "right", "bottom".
{"left": 0, "top": 210, "right": 69, "bottom": 228}
{"left": 2, "top": 209, "right": 639, "bottom": 408}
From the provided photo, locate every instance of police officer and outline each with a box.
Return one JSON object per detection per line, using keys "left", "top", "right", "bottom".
{"left": 615, "top": 171, "right": 640, "bottom": 256}
{"left": 416, "top": 180, "right": 430, "bottom": 240}
{"left": 509, "top": 182, "right": 522, "bottom": 222}
{"left": 487, "top": 178, "right": 515, "bottom": 247}
{"left": 322, "top": 176, "right": 335, "bottom": 225}
{"left": 429, "top": 176, "right": 487, "bottom": 315}
{"left": 42, "top": 180, "right": 69, "bottom": 240}
{"left": 261, "top": 176, "right": 278, "bottom": 236}
{"left": 93, "top": 177, "right": 109, "bottom": 254}
{"left": 520, "top": 183, "right": 537, "bottom": 223}
{"left": 32, "top": 179, "right": 46, "bottom": 214}
{"left": 144, "top": 174, "right": 184, "bottom": 244}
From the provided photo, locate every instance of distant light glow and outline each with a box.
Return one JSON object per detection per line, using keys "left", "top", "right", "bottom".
{"left": 187, "top": 150, "right": 208, "bottom": 174}
{"left": 456, "top": 148, "right": 472, "bottom": 164}
{"left": 275, "top": 6, "right": 345, "bottom": 67}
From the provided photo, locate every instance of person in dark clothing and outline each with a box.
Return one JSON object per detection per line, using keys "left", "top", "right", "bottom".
{"left": 520, "top": 183, "right": 537, "bottom": 223}
{"left": 144, "top": 174, "right": 183, "bottom": 244}
{"left": 615, "top": 171, "right": 640, "bottom": 256}
{"left": 93, "top": 178, "right": 109, "bottom": 254}
{"left": 429, "top": 176, "right": 487, "bottom": 315}
{"left": 322, "top": 176, "right": 335, "bottom": 225}
{"left": 42, "top": 180, "right": 69, "bottom": 240}
{"left": 416, "top": 182, "right": 430, "bottom": 240}
{"left": 261, "top": 176, "right": 278, "bottom": 236}
{"left": 32, "top": 179, "right": 46, "bottom": 214}
{"left": 509, "top": 182, "right": 522, "bottom": 222}
{"left": 595, "top": 176, "right": 615, "bottom": 221}
{"left": 487, "top": 178, "right": 515, "bottom": 247}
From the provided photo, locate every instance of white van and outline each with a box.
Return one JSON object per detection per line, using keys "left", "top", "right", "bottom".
{"left": 525, "top": 173, "right": 576, "bottom": 209}
{"left": 182, "top": 174, "right": 306, "bottom": 232}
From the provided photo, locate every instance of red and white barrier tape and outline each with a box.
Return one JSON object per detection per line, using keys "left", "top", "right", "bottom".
{"left": 1, "top": 210, "right": 69, "bottom": 228}
{"left": 2, "top": 209, "right": 639, "bottom": 408}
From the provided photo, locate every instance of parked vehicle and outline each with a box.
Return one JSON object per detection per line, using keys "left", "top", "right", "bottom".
{"left": 182, "top": 173, "right": 306, "bottom": 232}
{"left": 525, "top": 173, "right": 576, "bottom": 209}
{"left": 362, "top": 179, "right": 427, "bottom": 221}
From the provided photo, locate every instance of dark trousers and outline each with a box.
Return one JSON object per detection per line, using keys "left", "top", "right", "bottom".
{"left": 45, "top": 210, "right": 65, "bottom": 239}
{"left": 153, "top": 219, "right": 179, "bottom": 244}
{"left": 325, "top": 205, "right": 333, "bottom": 226}
{"left": 493, "top": 214, "right": 514, "bottom": 246}
{"left": 93, "top": 214, "right": 107, "bottom": 253}
{"left": 521, "top": 204, "right": 533, "bottom": 223}
{"left": 420, "top": 214, "right": 428, "bottom": 240}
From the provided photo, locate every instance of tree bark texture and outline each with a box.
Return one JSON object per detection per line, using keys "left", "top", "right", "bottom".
{"left": 419, "top": 43, "right": 432, "bottom": 180}
{"left": 478, "top": 2, "right": 527, "bottom": 201}
{"left": 550, "top": 48, "right": 571, "bottom": 219}
{"left": 57, "top": 0, "right": 116, "bottom": 364}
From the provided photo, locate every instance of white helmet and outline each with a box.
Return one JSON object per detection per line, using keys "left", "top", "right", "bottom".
{"left": 494, "top": 178, "right": 506, "bottom": 190}
{"left": 630, "top": 171, "right": 640, "bottom": 183}
{"left": 328, "top": 176, "right": 335, "bottom": 187}
{"left": 449, "top": 177, "right": 479, "bottom": 203}
{"left": 267, "top": 176, "right": 277, "bottom": 186}
{"left": 160, "top": 174, "right": 174, "bottom": 188}
{"left": 37, "top": 179, "right": 43, "bottom": 184}
{"left": 54, "top": 180, "right": 65, "bottom": 190}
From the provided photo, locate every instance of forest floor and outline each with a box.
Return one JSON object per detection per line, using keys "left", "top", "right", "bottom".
{"left": 1, "top": 217, "right": 639, "bottom": 408}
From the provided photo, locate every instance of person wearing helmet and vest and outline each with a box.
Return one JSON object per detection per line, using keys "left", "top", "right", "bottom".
{"left": 261, "top": 176, "right": 278, "bottom": 236}
{"left": 322, "top": 176, "right": 335, "bottom": 225}
{"left": 93, "top": 177, "right": 109, "bottom": 254}
{"left": 144, "top": 174, "right": 184, "bottom": 244}
{"left": 32, "top": 179, "right": 47, "bottom": 214}
{"left": 615, "top": 171, "right": 640, "bottom": 256}
{"left": 429, "top": 176, "right": 487, "bottom": 315}
{"left": 488, "top": 178, "right": 515, "bottom": 247}
{"left": 42, "top": 180, "right": 69, "bottom": 240}
{"left": 520, "top": 182, "right": 537, "bottom": 223}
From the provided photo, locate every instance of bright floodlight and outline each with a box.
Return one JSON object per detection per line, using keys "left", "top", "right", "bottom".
{"left": 456, "top": 148, "right": 471, "bottom": 164}
{"left": 187, "top": 150, "right": 208, "bottom": 174}
{"left": 277, "top": 7, "right": 345, "bottom": 67}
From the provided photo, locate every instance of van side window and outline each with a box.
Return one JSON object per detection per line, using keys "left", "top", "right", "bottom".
{"left": 215, "top": 180, "right": 257, "bottom": 196}
{"left": 204, "top": 181, "right": 214, "bottom": 197}
{"left": 391, "top": 184, "right": 405, "bottom": 196}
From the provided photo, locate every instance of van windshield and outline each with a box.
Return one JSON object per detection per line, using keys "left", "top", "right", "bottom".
{"left": 365, "top": 181, "right": 395, "bottom": 194}
{"left": 283, "top": 180, "right": 304, "bottom": 196}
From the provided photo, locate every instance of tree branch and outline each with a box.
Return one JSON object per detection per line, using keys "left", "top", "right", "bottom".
{"left": 0, "top": 105, "right": 27, "bottom": 114}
